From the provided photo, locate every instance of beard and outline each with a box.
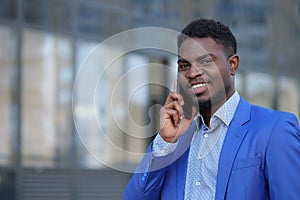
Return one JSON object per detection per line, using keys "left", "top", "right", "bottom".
{"left": 197, "top": 99, "right": 211, "bottom": 110}
{"left": 196, "top": 85, "right": 229, "bottom": 113}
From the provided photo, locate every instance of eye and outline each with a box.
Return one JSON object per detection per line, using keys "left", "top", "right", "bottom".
{"left": 201, "top": 58, "right": 214, "bottom": 66}
{"left": 178, "top": 63, "right": 190, "bottom": 70}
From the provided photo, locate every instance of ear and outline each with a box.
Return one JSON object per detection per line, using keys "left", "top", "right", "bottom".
{"left": 228, "top": 54, "right": 239, "bottom": 76}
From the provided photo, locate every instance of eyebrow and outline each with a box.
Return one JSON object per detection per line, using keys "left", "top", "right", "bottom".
{"left": 177, "top": 53, "right": 216, "bottom": 64}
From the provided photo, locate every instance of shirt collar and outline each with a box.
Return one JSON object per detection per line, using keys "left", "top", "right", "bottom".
{"left": 214, "top": 91, "right": 240, "bottom": 126}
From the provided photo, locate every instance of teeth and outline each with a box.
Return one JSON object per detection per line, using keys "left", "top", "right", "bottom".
{"left": 192, "top": 83, "right": 206, "bottom": 89}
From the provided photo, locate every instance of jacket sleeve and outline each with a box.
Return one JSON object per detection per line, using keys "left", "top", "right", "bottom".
{"left": 123, "top": 144, "right": 175, "bottom": 200}
{"left": 265, "top": 113, "right": 300, "bottom": 200}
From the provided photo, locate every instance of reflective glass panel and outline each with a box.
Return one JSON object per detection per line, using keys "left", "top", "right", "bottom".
{"left": 22, "top": 28, "right": 73, "bottom": 167}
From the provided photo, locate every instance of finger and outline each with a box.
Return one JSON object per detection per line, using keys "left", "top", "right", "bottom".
{"left": 170, "top": 110, "right": 181, "bottom": 127}
{"left": 173, "top": 79, "right": 177, "bottom": 93}
{"left": 164, "top": 100, "right": 183, "bottom": 118}
{"left": 173, "top": 79, "right": 185, "bottom": 106}
{"left": 160, "top": 118, "right": 167, "bottom": 130}
{"left": 165, "top": 92, "right": 184, "bottom": 106}
{"left": 164, "top": 107, "right": 181, "bottom": 126}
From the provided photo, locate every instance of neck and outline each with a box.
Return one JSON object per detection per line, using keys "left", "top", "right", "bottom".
{"left": 199, "top": 104, "right": 219, "bottom": 128}
{"left": 199, "top": 90, "right": 236, "bottom": 127}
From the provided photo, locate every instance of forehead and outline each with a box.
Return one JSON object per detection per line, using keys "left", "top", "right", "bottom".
{"left": 178, "top": 37, "right": 223, "bottom": 59}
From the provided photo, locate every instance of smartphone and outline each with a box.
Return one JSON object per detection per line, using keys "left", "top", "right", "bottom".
{"left": 177, "top": 74, "right": 195, "bottom": 120}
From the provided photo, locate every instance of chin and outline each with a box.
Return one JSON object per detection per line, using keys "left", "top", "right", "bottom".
{"left": 197, "top": 98, "right": 211, "bottom": 110}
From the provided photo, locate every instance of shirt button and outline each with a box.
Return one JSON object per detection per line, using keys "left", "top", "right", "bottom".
{"left": 204, "top": 134, "right": 208, "bottom": 138}
{"left": 195, "top": 181, "right": 201, "bottom": 186}
{"left": 142, "top": 176, "right": 146, "bottom": 181}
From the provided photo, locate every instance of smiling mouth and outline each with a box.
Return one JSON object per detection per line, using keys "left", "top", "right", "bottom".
{"left": 191, "top": 83, "right": 207, "bottom": 89}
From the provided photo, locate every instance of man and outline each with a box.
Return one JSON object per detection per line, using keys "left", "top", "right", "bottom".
{"left": 124, "top": 18, "right": 300, "bottom": 199}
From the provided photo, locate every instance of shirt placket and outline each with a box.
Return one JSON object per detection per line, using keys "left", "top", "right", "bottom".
{"left": 184, "top": 127, "right": 204, "bottom": 199}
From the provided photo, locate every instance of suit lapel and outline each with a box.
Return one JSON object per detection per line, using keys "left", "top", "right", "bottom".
{"left": 215, "top": 98, "right": 251, "bottom": 200}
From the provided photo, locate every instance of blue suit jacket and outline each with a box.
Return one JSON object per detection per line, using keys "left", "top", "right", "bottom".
{"left": 124, "top": 98, "right": 300, "bottom": 199}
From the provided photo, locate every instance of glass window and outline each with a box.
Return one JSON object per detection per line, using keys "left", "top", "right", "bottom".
{"left": 74, "top": 39, "right": 105, "bottom": 168}
{"left": 22, "top": 28, "right": 73, "bottom": 167}
{"left": 0, "top": 0, "right": 17, "bottom": 21}
{"left": 296, "top": 0, "right": 300, "bottom": 15}
{"left": 243, "top": 72, "right": 299, "bottom": 118}
{"left": 74, "top": 40, "right": 153, "bottom": 169}
{"left": 278, "top": 77, "right": 300, "bottom": 119}
{"left": 23, "top": 0, "right": 71, "bottom": 32}
{"left": 0, "top": 25, "right": 17, "bottom": 166}
{"left": 245, "top": 72, "right": 274, "bottom": 108}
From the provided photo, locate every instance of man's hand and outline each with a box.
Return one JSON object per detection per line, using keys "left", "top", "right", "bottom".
{"left": 159, "top": 81, "right": 197, "bottom": 143}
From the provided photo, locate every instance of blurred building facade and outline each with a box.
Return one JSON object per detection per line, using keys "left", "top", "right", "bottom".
{"left": 0, "top": 0, "right": 299, "bottom": 199}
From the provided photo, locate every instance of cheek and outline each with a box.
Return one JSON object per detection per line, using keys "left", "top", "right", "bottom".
{"left": 210, "top": 65, "right": 231, "bottom": 87}
{"left": 178, "top": 72, "right": 189, "bottom": 85}
{"left": 219, "top": 67, "right": 233, "bottom": 89}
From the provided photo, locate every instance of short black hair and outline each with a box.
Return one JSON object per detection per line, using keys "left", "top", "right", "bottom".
{"left": 177, "top": 18, "right": 237, "bottom": 57}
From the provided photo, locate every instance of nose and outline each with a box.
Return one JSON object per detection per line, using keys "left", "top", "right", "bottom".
{"left": 187, "top": 64, "right": 203, "bottom": 78}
